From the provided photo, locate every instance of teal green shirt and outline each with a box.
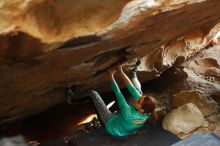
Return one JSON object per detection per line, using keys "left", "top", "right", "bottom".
{"left": 105, "top": 80, "right": 150, "bottom": 137}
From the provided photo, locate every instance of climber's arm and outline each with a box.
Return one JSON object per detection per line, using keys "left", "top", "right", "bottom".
{"left": 117, "top": 65, "right": 142, "bottom": 99}
{"left": 108, "top": 69, "right": 129, "bottom": 109}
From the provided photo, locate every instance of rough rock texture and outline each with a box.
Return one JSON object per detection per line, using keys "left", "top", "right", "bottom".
{"left": 141, "top": 43, "right": 220, "bottom": 137}
{"left": 171, "top": 91, "right": 217, "bottom": 116}
{"left": 162, "top": 103, "right": 204, "bottom": 135}
{"left": 142, "top": 44, "right": 220, "bottom": 114}
{"left": 183, "top": 45, "right": 220, "bottom": 94}
{"left": 0, "top": 0, "right": 220, "bottom": 122}
{"left": 0, "top": 0, "right": 130, "bottom": 42}
{"left": 207, "top": 113, "right": 220, "bottom": 135}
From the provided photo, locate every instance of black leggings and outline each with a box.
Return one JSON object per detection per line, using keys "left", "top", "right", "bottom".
{"left": 87, "top": 90, "right": 113, "bottom": 124}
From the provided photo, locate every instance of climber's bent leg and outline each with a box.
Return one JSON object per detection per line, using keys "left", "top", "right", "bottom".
{"left": 128, "top": 59, "right": 143, "bottom": 95}
{"left": 87, "top": 90, "right": 113, "bottom": 124}
{"left": 129, "top": 70, "right": 143, "bottom": 96}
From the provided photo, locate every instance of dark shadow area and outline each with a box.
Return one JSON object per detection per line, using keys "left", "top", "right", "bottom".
{"left": 0, "top": 102, "right": 96, "bottom": 142}
{"left": 0, "top": 68, "right": 180, "bottom": 145}
{"left": 69, "top": 123, "right": 180, "bottom": 146}
{"left": 0, "top": 91, "right": 117, "bottom": 143}
{"left": 59, "top": 35, "right": 101, "bottom": 49}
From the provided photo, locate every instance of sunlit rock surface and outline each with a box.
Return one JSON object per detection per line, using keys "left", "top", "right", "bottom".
{"left": 0, "top": 0, "right": 220, "bottom": 122}
{"left": 162, "top": 103, "right": 204, "bottom": 135}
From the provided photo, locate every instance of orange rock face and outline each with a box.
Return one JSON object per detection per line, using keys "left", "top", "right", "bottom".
{"left": 0, "top": 0, "right": 220, "bottom": 123}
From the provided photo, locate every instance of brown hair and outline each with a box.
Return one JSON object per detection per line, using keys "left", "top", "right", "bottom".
{"left": 141, "top": 96, "right": 158, "bottom": 123}
{"left": 141, "top": 95, "right": 157, "bottom": 113}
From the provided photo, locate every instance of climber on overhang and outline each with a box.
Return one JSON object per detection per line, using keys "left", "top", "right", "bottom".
{"left": 66, "top": 61, "right": 158, "bottom": 137}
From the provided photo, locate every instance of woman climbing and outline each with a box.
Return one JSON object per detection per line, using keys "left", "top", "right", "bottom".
{"left": 67, "top": 62, "right": 158, "bottom": 137}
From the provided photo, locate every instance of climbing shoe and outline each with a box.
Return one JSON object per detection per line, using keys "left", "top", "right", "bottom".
{"left": 129, "top": 58, "right": 141, "bottom": 78}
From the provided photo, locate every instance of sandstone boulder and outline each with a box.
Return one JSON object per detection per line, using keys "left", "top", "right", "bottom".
{"left": 162, "top": 103, "right": 204, "bottom": 134}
